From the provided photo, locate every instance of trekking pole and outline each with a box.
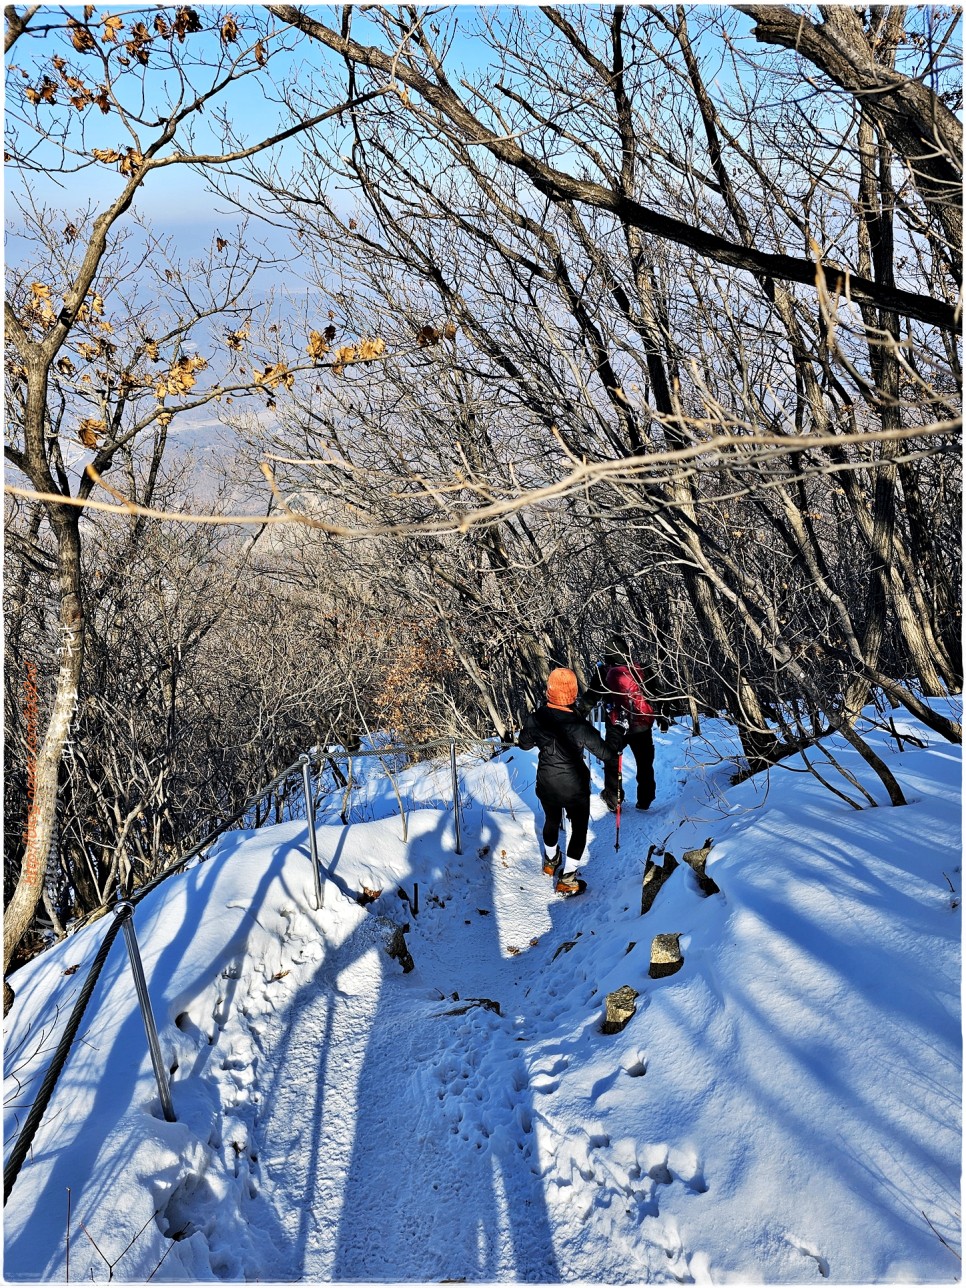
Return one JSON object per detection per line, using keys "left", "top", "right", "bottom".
{"left": 615, "top": 753, "right": 623, "bottom": 852}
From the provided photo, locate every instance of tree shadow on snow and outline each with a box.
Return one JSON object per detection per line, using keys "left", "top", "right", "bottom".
{"left": 4, "top": 826, "right": 297, "bottom": 1280}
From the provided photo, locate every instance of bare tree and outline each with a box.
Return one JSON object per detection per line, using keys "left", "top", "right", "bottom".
{"left": 2, "top": 3, "right": 391, "bottom": 991}
{"left": 5, "top": 6, "right": 960, "bottom": 984}
{"left": 230, "top": 5, "right": 959, "bottom": 772}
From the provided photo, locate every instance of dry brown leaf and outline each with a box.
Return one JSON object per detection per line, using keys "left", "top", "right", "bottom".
{"left": 118, "top": 148, "right": 144, "bottom": 175}
{"left": 125, "top": 21, "right": 152, "bottom": 64}
{"left": 306, "top": 330, "right": 330, "bottom": 361}
{"left": 173, "top": 6, "right": 202, "bottom": 41}
{"left": 356, "top": 336, "right": 386, "bottom": 361}
{"left": 225, "top": 323, "right": 249, "bottom": 352}
{"left": 78, "top": 417, "right": 106, "bottom": 448}
{"left": 27, "top": 76, "right": 58, "bottom": 105}
{"left": 68, "top": 18, "right": 97, "bottom": 52}
{"left": 253, "top": 361, "right": 294, "bottom": 390}
{"left": 155, "top": 353, "right": 207, "bottom": 399}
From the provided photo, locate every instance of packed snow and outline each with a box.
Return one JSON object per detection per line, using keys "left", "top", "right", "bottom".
{"left": 3, "top": 705, "right": 961, "bottom": 1284}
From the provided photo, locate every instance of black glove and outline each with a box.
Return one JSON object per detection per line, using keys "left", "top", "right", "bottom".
{"left": 657, "top": 716, "right": 670, "bottom": 733}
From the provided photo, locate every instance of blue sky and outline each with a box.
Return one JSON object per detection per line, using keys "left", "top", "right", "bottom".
{"left": 3, "top": 6, "right": 753, "bottom": 239}
{"left": 5, "top": 6, "right": 960, "bottom": 320}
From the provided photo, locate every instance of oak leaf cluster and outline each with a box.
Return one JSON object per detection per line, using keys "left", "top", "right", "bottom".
{"left": 154, "top": 354, "right": 208, "bottom": 401}
{"left": 253, "top": 361, "right": 295, "bottom": 390}
{"left": 330, "top": 336, "right": 387, "bottom": 375}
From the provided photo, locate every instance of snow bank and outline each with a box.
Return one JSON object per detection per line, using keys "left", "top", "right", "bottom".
{"left": 3, "top": 707, "right": 961, "bottom": 1283}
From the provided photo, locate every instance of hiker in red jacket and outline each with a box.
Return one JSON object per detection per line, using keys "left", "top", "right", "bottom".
{"left": 598, "top": 634, "right": 665, "bottom": 812}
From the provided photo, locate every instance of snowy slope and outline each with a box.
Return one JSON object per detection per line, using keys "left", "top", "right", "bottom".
{"left": 3, "top": 708, "right": 961, "bottom": 1283}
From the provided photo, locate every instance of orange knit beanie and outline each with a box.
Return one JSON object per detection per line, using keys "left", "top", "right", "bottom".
{"left": 546, "top": 667, "right": 578, "bottom": 707}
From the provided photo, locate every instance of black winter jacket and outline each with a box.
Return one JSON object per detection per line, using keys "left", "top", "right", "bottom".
{"left": 518, "top": 704, "right": 615, "bottom": 801}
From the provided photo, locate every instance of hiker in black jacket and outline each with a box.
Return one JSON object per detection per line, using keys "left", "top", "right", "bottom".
{"left": 518, "top": 667, "right": 618, "bottom": 896}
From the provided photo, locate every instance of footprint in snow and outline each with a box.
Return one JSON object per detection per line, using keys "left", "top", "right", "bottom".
{"left": 529, "top": 1053, "right": 568, "bottom": 1095}
{"left": 787, "top": 1235, "right": 830, "bottom": 1278}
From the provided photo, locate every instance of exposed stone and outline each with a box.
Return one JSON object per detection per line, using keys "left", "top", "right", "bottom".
{"left": 602, "top": 984, "right": 639, "bottom": 1034}
{"left": 3, "top": 980, "right": 14, "bottom": 1016}
{"left": 386, "top": 923, "right": 415, "bottom": 973}
{"left": 649, "top": 932, "right": 683, "bottom": 979}
{"left": 552, "top": 938, "right": 578, "bottom": 962}
{"left": 682, "top": 839, "right": 720, "bottom": 896}
{"left": 641, "top": 847, "right": 679, "bottom": 914}
{"left": 440, "top": 997, "right": 502, "bottom": 1017}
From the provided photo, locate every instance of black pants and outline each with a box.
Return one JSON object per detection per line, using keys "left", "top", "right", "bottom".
{"left": 604, "top": 725, "right": 655, "bottom": 808}
{"left": 538, "top": 788, "right": 591, "bottom": 863}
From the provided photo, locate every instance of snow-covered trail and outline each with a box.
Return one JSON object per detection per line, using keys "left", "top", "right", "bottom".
{"left": 4, "top": 714, "right": 960, "bottom": 1283}
{"left": 223, "top": 746, "right": 678, "bottom": 1282}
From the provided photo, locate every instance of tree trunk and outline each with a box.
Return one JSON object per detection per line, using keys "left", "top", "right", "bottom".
{"left": 4, "top": 513, "right": 84, "bottom": 978}
{"left": 4, "top": 349, "right": 86, "bottom": 983}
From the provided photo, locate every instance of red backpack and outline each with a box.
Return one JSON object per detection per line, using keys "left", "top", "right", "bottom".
{"left": 604, "top": 662, "right": 655, "bottom": 731}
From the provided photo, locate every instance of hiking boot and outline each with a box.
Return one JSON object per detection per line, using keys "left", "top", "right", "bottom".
{"left": 635, "top": 802, "right": 651, "bottom": 811}
{"left": 597, "top": 788, "right": 628, "bottom": 808}
{"left": 542, "top": 847, "right": 561, "bottom": 876}
{"left": 555, "top": 868, "right": 582, "bottom": 895}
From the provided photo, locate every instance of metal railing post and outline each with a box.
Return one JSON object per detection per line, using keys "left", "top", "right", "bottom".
{"left": 301, "top": 756, "right": 325, "bottom": 910}
{"left": 114, "top": 901, "right": 176, "bottom": 1123}
{"left": 449, "top": 739, "right": 463, "bottom": 855}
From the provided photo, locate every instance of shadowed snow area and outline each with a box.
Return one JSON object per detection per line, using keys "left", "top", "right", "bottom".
{"left": 3, "top": 706, "right": 961, "bottom": 1283}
